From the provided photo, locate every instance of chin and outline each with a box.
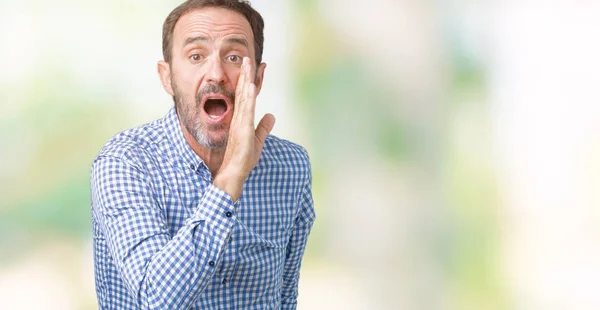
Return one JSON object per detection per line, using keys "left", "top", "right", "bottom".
{"left": 195, "top": 130, "right": 228, "bottom": 149}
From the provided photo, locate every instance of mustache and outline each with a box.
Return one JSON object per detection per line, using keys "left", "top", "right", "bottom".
{"left": 195, "top": 84, "right": 235, "bottom": 106}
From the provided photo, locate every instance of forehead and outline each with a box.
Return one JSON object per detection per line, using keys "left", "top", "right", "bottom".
{"left": 173, "top": 7, "right": 254, "bottom": 47}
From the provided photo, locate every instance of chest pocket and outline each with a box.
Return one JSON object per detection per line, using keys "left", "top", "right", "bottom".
{"left": 236, "top": 193, "right": 296, "bottom": 247}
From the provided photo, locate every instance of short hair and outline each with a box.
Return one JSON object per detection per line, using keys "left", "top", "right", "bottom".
{"left": 162, "top": 0, "right": 265, "bottom": 65}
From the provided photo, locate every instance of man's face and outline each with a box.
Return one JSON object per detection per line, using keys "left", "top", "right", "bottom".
{"left": 160, "top": 7, "right": 265, "bottom": 149}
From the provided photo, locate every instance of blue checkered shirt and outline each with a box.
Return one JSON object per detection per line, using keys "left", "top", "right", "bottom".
{"left": 91, "top": 107, "right": 315, "bottom": 309}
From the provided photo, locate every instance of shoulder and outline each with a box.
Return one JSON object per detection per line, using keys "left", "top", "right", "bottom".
{"left": 260, "top": 135, "right": 311, "bottom": 172}
{"left": 94, "top": 118, "right": 166, "bottom": 166}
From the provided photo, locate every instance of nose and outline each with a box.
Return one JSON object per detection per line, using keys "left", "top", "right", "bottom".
{"left": 205, "top": 56, "right": 227, "bottom": 85}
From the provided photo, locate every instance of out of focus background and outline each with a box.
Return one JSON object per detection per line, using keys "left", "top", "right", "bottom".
{"left": 1, "top": 0, "right": 600, "bottom": 309}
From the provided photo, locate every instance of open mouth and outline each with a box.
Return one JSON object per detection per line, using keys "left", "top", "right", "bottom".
{"left": 204, "top": 98, "right": 228, "bottom": 119}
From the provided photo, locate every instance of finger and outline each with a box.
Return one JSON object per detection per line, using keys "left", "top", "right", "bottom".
{"left": 242, "top": 58, "right": 257, "bottom": 118}
{"left": 255, "top": 113, "right": 276, "bottom": 145}
{"left": 246, "top": 82, "right": 257, "bottom": 117}
{"left": 233, "top": 58, "right": 249, "bottom": 122}
{"left": 235, "top": 57, "right": 247, "bottom": 97}
{"left": 246, "top": 57, "right": 255, "bottom": 84}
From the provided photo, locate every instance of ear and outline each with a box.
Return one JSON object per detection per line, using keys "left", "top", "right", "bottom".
{"left": 157, "top": 60, "right": 174, "bottom": 96}
{"left": 254, "top": 62, "right": 267, "bottom": 95}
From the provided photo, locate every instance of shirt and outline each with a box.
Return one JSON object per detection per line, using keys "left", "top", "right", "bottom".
{"left": 90, "top": 107, "right": 315, "bottom": 310}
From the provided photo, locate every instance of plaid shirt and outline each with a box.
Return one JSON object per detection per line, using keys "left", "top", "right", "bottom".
{"left": 91, "top": 107, "right": 315, "bottom": 309}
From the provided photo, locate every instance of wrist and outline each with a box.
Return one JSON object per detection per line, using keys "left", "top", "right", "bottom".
{"left": 213, "top": 169, "right": 245, "bottom": 202}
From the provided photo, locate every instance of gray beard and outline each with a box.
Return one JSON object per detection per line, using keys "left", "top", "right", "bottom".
{"left": 172, "top": 84, "right": 233, "bottom": 149}
{"left": 189, "top": 114, "right": 227, "bottom": 149}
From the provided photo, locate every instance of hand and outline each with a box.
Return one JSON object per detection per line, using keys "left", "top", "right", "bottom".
{"left": 213, "top": 57, "right": 275, "bottom": 201}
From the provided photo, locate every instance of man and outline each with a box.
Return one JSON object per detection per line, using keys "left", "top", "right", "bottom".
{"left": 90, "top": 1, "right": 315, "bottom": 309}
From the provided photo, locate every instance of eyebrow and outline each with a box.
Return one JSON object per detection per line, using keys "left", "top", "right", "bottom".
{"left": 183, "top": 36, "right": 249, "bottom": 49}
{"left": 224, "top": 37, "right": 249, "bottom": 49}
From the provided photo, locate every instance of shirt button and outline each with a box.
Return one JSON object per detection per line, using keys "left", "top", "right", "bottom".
{"left": 208, "top": 261, "right": 215, "bottom": 267}
{"left": 222, "top": 279, "right": 227, "bottom": 284}
{"left": 225, "top": 211, "right": 233, "bottom": 218}
{"left": 228, "top": 237, "right": 233, "bottom": 243}
{"left": 190, "top": 164, "right": 195, "bottom": 170}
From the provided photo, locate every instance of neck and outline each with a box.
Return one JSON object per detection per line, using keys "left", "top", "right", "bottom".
{"left": 180, "top": 123, "right": 225, "bottom": 177}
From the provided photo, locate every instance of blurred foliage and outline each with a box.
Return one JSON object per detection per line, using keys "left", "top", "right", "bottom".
{"left": 292, "top": 1, "right": 409, "bottom": 166}
{"left": 293, "top": 0, "right": 506, "bottom": 309}
{"left": 0, "top": 68, "right": 126, "bottom": 261}
{"left": 441, "top": 26, "right": 506, "bottom": 309}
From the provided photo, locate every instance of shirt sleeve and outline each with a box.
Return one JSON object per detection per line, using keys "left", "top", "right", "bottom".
{"left": 91, "top": 153, "right": 237, "bottom": 310}
{"left": 280, "top": 158, "right": 316, "bottom": 309}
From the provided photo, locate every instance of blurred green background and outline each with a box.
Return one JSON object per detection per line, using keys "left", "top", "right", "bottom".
{"left": 2, "top": 0, "right": 600, "bottom": 309}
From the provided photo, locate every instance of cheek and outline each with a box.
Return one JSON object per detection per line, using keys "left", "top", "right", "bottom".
{"left": 173, "top": 63, "right": 203, "bottom": 91}
{"left": 225, "top": 66, "right": 242, "bottom": 89}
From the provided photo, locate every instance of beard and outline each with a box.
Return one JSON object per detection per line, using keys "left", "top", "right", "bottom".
{"left": 172, "top": 82, "right": 235, "bottom": 149}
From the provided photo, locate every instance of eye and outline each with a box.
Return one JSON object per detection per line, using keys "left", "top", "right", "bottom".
{"left": 190, "top": 54, "right": 203, "bottom": 62}
{"left": 226, "top": 55, "right": 242, "bottom": 63}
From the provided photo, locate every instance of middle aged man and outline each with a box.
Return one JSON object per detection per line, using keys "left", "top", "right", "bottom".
{"left": 90, "top": 0, "right": 315, "bottom": 309}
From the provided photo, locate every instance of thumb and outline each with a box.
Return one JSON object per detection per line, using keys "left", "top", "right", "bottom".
{"left": 255, "top": 113, "right": 276, "bottom": 145}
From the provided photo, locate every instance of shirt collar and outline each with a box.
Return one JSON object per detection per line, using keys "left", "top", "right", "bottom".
{"left": 163, "top": 106, "right": 206, "bottom": 173}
